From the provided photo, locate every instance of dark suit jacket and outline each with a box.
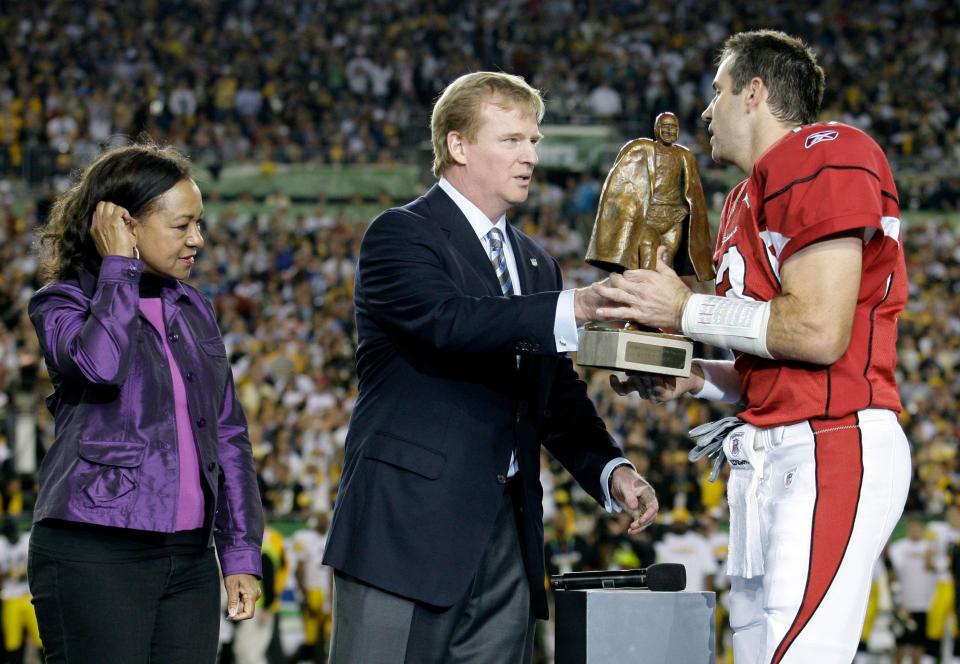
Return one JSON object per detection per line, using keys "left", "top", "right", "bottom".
{"left": 323, "top": 185, "right": 624, "bottom": 618}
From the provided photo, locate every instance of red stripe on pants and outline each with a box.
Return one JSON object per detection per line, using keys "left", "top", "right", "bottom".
{"left": 771, "top": 414, "right": 863, "bottom": 663}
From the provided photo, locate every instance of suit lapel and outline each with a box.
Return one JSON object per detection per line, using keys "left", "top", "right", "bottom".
{"left": 506, "top": 222, "right": 541, "bottom": 295}
{"left": 425, "top": 185, "right": 502, "bottom": 296}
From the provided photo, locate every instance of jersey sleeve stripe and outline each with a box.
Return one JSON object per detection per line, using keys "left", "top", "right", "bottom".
{"left": 762, "top": 165, "right": 881, "bottom": 205}
{"left": 776, "top": 212, "right": 879, "bottom": 267}
{"left": 861, "top": 267, "right": 898, "bottom": 410}
{"left": 880, "top": 216, "right": 901, "bottom": 243}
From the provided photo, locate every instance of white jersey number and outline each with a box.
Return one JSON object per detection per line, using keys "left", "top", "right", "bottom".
{"left": 715, "top": 245, "right": 753, "bottom": 301}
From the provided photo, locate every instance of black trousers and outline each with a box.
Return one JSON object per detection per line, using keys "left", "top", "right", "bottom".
{"left": 28, "top": 520, "right": 220, "bottom": 664}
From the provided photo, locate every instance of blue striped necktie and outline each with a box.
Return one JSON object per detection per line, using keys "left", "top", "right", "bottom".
{"left": 487, "top": 227, "right": 514, "bottom": 296}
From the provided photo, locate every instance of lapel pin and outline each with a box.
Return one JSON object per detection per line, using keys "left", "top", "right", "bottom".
{"left": 529, "top": 258, "right": 538, "bottom": 267}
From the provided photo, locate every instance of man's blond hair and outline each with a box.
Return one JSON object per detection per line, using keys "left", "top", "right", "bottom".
{"left": 430, "top": 72, "right": 545, "bottom": 178}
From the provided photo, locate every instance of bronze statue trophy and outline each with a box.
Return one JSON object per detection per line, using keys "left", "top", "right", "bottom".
{"left": 578, "top": 112, "right": 715, "bottom": 377}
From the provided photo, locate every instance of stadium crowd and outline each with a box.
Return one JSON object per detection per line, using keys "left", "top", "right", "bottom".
{"left": 0, "top": 0, "right": 959, "bottom": 208}
{"left": 1, "top": 169, "right": 959, "bottom": 660}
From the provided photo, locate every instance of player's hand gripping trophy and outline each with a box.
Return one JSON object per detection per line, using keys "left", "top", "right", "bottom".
{"left": 578, "top": 112, "right": 715, "bottom": 377}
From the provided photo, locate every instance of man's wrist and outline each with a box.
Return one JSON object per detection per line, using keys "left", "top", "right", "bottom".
{"left": 685, "top": 361, "right": 706, "bottom": 395}
{"left": 573, "top": 287, "right": 589, "bottom": 326}
{"left": 689, "top": 359, "right": 741, "bottom": 402}
{"left": 600, "top": 458, "right": 635, "bottom": 512}
{"left": 608, "top": 462, "right": 634, "bottom": 493}
{"left": 681, "top": 293, "right": 773, "bottom": 359}
{"left": 676, "top": 290, "right": 694, "bottom": 330}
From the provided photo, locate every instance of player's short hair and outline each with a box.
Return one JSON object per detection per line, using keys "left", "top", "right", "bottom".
{"left": 430, "top": 71, "right": 545, "bottom": 178}
{"left": 720, "top": 30, "right": 825, "bottom": 125}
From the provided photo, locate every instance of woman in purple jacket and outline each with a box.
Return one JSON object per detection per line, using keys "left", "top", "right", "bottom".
{"left": 27, "top": 144, "right": 264, "bottom": 663}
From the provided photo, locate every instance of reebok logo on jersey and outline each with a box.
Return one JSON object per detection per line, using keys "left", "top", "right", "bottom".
{"left": 804, "top": 130, "right": 839, "bottom": 148}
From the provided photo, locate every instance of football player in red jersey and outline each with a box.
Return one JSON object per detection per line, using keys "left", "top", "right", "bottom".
{"left": 592, "top": 30, "right": 910, "bottom": 663}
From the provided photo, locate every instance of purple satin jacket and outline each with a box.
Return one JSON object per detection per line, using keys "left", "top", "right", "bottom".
{"left": 28, "top": 256, "right": 263, "bottom": 578}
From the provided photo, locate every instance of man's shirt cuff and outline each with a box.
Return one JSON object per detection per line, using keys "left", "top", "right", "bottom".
{"left": 554, "top": 289, "right": 579, "bottom": 352}
{"left": 600, "top": 457, "right": 635, "bottom": 512}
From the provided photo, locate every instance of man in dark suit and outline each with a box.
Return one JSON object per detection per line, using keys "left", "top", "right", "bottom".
{"left": 323, "top": 71, "right": 659, "bottom": 663}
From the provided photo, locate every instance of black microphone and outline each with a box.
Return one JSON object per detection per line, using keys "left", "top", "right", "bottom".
{"left": 550, "top": 563, "right": 686, "bottom": 592}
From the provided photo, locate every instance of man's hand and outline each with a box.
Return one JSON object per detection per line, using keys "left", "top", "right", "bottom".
{"left": 573, "top": 277, "right": 611, "bottom": 326}
{"left": 609, "top": 466, "right": 659, "bottom": 535}
{"left": 224, "top": 573, "right": 261, "bottom": 621}
{"left": 609, "top": 364, "right": 705, "bottom": 404}
{"left": 593, "top": 249, "right": 692, "bottom": 329}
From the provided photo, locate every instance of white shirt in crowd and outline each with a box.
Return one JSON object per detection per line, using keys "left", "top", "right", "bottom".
{"left": 655, "top": 529, "right": 718, "bottom": 593}
{"left": 887, "top": 535, "right": 937, "bottom": 613}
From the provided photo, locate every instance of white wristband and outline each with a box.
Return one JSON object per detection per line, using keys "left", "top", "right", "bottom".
{"left": 689, "top": 359, "right": 741, "bottom": 403}
{"left": 681, "top": 294, "right": 774, "bottom": 359}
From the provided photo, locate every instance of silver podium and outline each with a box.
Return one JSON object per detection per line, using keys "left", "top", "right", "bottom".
{"left": 554, "top": 589, "right": 716, "bottom": 663}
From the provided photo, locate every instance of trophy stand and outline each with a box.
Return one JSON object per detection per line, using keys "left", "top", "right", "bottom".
{"left": 576, "top": 321, "right": 693, "bottom": 377}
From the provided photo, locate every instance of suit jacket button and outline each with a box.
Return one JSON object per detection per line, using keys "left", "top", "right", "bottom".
{"left": 207, "top": 462, "right": 216, "bottom": 472}
{"left": 496, "top": 474, "right": 507, "bottom": 484}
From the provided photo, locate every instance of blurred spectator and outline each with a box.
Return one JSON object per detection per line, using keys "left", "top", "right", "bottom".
{"left": 288, "top": 513, "right": 331, "bottom": 663}
{"left": 654, "top": 508, "right": 717, "bottom": 593}
{"left": 544, "top": 502, "right": 597, "bottom": 578}
{"left": 924, "top": 505, "right": 960, "bottom": 659}
{"left": 0, "top": 520, "right": 41, "bottom": 662}
{"left": 886, "top": 514, "right": 938, "bottom": 664}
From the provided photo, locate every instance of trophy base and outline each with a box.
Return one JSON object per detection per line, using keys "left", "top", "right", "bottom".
{"left": 575, "top": 324, "right": 692, "bottom": 377}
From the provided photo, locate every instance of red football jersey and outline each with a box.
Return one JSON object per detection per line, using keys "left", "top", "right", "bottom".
{"left": 714, "top": 122, "right": 906, "bottom": 427}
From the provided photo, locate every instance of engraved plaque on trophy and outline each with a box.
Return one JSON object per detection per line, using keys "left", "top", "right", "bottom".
{"left": 577, "top": 112, "right": 715, "bottom": 378}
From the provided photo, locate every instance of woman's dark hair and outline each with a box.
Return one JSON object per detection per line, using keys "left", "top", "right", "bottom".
{"left": 37, "top": 143, "right": 192, "bottom": 283}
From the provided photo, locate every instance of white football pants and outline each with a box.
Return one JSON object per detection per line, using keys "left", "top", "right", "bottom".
{"left": 726, "top": 409, "right": 910, "bottom": 664}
